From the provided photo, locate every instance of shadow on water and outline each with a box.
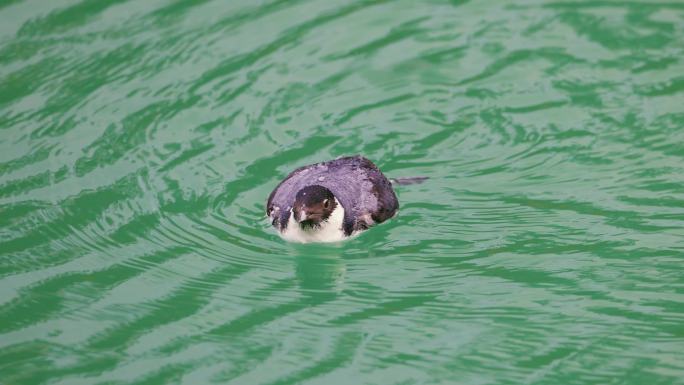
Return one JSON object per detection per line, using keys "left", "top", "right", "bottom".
{"left": 294, "top": 246, "right": 347, "bottom": 299}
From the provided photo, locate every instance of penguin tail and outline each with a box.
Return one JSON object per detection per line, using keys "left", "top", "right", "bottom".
{"left": 390, "top": 176, "right": 428, "bottom": 186}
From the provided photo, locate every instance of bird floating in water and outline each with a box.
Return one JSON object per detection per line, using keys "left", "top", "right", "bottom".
{"left": 266, "top": 155, "right": 426, "bottom": 243}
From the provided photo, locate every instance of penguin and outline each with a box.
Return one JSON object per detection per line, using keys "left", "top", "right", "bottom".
{"left": 266, "top": 155, "right": 424, "bottom": 243}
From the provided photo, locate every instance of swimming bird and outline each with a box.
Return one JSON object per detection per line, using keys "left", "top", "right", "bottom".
{"left": 266, "top": 155, "right": 424, "bottom": 243}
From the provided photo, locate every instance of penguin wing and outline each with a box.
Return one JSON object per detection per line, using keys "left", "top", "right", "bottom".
{"left": 319, "top": 156, "right": 399, "bottom": 234}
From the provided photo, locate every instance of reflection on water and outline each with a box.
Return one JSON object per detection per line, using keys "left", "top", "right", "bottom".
{"left": 1, "top": 0, "right": 684, "bottom": 384}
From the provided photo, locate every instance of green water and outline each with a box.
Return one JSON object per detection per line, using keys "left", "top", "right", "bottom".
{"left": 2, "top": 1, "right": 684, "bottom": 384}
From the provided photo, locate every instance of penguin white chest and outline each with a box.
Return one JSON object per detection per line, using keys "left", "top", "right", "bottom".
{"left": 279, "top": 200, "right": 348, "bottom": 243}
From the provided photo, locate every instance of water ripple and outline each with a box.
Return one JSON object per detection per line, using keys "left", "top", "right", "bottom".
{"left": 2, "top": 0, "right": 684, "bottom": 384}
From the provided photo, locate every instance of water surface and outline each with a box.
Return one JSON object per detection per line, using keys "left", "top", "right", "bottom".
{"left": 1, "top": 1, "right": 684, "bottom": 384}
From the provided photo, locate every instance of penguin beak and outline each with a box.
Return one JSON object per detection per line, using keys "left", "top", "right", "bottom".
{"left": 299, "top": 209, "right": 323, "bottom": 223}
{"left": 305, "top": 212, "right": 323, "bottom": 222}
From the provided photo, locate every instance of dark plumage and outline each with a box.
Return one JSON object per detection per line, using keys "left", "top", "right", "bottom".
{"left": 266, "top": 155, "right": 399, "bottom": 237}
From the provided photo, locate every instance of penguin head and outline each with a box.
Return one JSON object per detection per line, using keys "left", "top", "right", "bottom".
{"left": 292, "top": 185, "right": 337, "bottom": 227}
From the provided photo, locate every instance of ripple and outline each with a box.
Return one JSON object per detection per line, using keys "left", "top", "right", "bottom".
{"left": 2, "top": 0, "right": 684, "bottom": 384}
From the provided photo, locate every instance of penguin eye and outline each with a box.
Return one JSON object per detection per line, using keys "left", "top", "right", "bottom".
{"left": 323, "top": 199, "right": 330, "bottom": 209}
